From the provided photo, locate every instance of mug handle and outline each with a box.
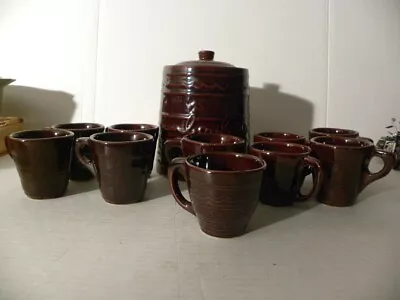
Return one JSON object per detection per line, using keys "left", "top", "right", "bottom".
{"left": 168, "top": 157, "right": 195, "bottom": 215}
{"left": 297, "top": 156, "right": 323, "bottom": 202}
{"left": 164, "top": 139, "right": 182, "bottom": 162}
{"left": 359, "top": 149, "right": 395, "bottom": 192}
{"left": 75, "top": 137, "right": 93, "bottom": 167}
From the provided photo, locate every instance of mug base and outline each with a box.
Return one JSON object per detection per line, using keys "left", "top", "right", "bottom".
{"left": 24, "top": 190, "right": 67, "bottom": 200}
{"left": 102, "top": 196, "right": 143, "bottom": 205}
{"left": 317, "top": 199, "right": 355, "bottom": 207}
{"left": 200, "top": 226, "right": 247, "bottom": 238}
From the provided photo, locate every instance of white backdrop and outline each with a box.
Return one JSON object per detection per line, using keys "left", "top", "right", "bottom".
{"left": 0, "top": 0, "right": 399, "bottom": 140}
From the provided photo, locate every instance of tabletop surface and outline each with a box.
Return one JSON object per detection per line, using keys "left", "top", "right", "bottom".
{"left": 0, "top": 156, "right": 399, "bottom": 300}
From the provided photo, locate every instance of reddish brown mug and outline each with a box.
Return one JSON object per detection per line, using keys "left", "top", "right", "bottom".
{"left": 164, "top": 133, "right": 246, "bottom": 161}
{"left": 249, "top": 142, "right": 323, "bottom": 206}
{"left": 52, "top": 122, "right": 105, "bottom": 181}
{"left": 106, "top": 123, "right": 159, "bottom": 176}
{"left": 5, "top": 129, "right": 75, "bottom": 199}
{"left": 254, "top": 132, "right": 306, "bottom": 144}
{"left": 75, "top": 132, "right": 154, "bottom": 204}
{"left": 310, "top": 136, "right": 395, "bottom": 207}
{"left": 168, "top": 152, "right": 266, "bottom": 238}
{"left": 304, "top": 127, "right": 361, "bottom": 183}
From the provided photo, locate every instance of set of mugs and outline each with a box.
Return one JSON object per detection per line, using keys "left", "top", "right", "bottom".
{"left": 5, "top": 123, "right": 159, "bottom": 204}
{"left": 166, "top": 128, "right": 395, "bottom": 237}
{"left": 4, "top": 123, "right": 395, "bottom": 238}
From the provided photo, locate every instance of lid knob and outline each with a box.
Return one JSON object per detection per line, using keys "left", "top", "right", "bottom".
{"left": 198, "top": 50, "right": 215, "bottom": 61}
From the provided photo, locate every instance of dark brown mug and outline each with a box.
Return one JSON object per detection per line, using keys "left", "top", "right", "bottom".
{"left": 75, "top": 132, "right": 154, "bottom": 204}
{"left": 308, "top": 127, "right": 359, "bottom": 140}
{"left": 5, "top": 129, "right": 75, "bottom": 199}
{"left": 164, "top": 133, "right": 246, "bottom": 161}
{"left": 106, "top": 123, "right": 159, "bottom": 176}
{"left": 310, "top": 136, "right": 395, "bottom": 207}
{"left": 52, "top": 123, "right": 105, "bottom": 181}
{"left": 254, "top": 132, "right": 306, "bottom": 144}
{"left": 168, "top": 152, "right": 266, "bottom": 238}
{"left": 304, "top": 127, "right": 360, "bottom": 183}
{"left": 249, "top": 142, "right": 323, "bottom": 206}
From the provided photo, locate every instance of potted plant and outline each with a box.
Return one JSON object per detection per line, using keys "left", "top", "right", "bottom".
{"left": 376, "top": 118, "right": 400, "bottom": 169}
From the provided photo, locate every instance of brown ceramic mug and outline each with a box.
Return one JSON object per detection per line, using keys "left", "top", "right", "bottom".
{"left": 304, "top": 127, "right": 361, "bottom": 183}
{"left": 168, "top": 152, "right": 266, "bottom": 238}
{"left": 308, "top": 127, "right": 359, "bottom": 139}
{"left": 249, "top": 142, "right": 323, "bottom": 206}
{"left": 164, "top": 133, "right": 246, "bottom": 161}
{"left": 106, "top": 123, "right": 159, "bottom": 176}
{"left": 5, "top": 129, "right": 75, "bottom": 199}
{"left": 254, "top": 132, "right": 306, "bottom": 144}
{"left": 51, "top": 123, "right": 104, "bottom": 181}
{"left": 310, "top": 136, "right": 395, "bottom": 207}
{"left": 75, "top": 132, "right": 154, "bottom": 204}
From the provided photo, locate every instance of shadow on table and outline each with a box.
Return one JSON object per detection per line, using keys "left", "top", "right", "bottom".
{"left": 0, "top": 155, "right": 14, "bottom": 169}
{"left": 246, "top": 177, "right": 319, "bottom": 233}
{"left": 144, "top": 174, "right": 188, "bottom": 201}
{"left": 357, "top": 172, "right": 398, "bottom": 204}
{"left": 65, "top": 179, "right": 99, "bottom": 196}
{"left": 247, "top": 200, "right": 318, "bottom": 233}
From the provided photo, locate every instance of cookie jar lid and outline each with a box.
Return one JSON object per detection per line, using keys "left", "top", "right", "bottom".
{"left": 165, "top": 50, "right": 247, "bottom": 74}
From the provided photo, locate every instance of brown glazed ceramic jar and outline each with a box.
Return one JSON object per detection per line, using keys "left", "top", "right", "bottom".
{"left": 156, "top": 50, "right": 249, "bottom": 175}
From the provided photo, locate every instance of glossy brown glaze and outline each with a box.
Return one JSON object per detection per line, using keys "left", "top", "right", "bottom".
{"left": 249, "top": 142, "right": 323, "bottom": 206}
{"left": 157, "top": 50, "right": 249, "bottom": 175}
{"left": 5, "top": 129, "right": 74, "bottom": 199}
{"left": 310, "top": 136, "right": 395, "bottom": 207}
{"left": 303, "top": 127, "right": 360, "bottom": 185}
{"left": 168, "top": 152, "right": 266, "bottom": 238}
{"left": 106, "top": 123, "right": 159, "bottom": 175}
{"left": 75, "top": 132, "right": 153, "bottom": 204}
{"left": 52, "top": 123, "right": 104, "bottom": 181}
{"left": 309, "top": 127, "right": 359, "bottom": 139}
{"left": 164, "top": 133, "right": 246, "bottom": 160}
{"left": 253, "top": 132, "right": 306, "bottom": 144}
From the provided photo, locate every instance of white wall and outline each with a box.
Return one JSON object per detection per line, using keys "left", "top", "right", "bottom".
{"left": 0, "top": 0, "right": 399, "bottom": 140}
{"left": 327, "top": 0, "right": 400, "bottom": 140}
{"left": 0, "top": 0, "right": 99, "bottom": 128}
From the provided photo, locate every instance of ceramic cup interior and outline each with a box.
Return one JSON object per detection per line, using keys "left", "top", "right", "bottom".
{"left": 92, "top": 132, "right": 153, "bottom": 143}
{"left": 311, "top": 136, "right": 372, "bottom": 148}
{"left": 53, "top": 123, "right": 104, "bottom": 131}
{"left": 108, "top": 124, "right": 158, "bottom": 131}
{"left": 251, "top": 142, "right": 310, "bottom": 155}
{"left": 255, "top": 132, "right": 304, "bottom": 140}
{"left": 310, "top": 127, "right": 359, "bottom": 136}
{"left": 185, "top": 133, "right": 245, "bottom": 145}
{"left": 9, "top": 129, "right": 74, "bottom": 140}
{"left": 188, "top": 152, "right": 265, "bottom": 172}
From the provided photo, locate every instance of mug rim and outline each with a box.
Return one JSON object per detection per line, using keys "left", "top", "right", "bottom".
{"left": 52, "top": 122, "right": 104, "bottom": 131}
{"left": 254, "top": 131, "right": 305, "bottom": 140}
{"left": 182, "top": 133, "right": 245, "bottom": 146}
{"left": 107, "top": 123, "right": 159, "bottom": 131}
{"left": 310, "top": 136, "right": 374, "bottom": 149}
{"left": 8, "top": 129, "right": 74, "bottom": 141}
{"left": 250, "top": 141, "right": 311, "bottom": 156}
{"left": 309, "top": 127, "right": 359, "bottom": 136}
{"left": 89, "top": 131, "right": 153, "bottom": 145}
{"left": 185, "top": 151, "right": 266, "bottom": 174}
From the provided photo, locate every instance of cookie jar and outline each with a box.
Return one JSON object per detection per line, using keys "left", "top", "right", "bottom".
{"left": 156, "top": 50, "right": 249, "bottom": 175}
